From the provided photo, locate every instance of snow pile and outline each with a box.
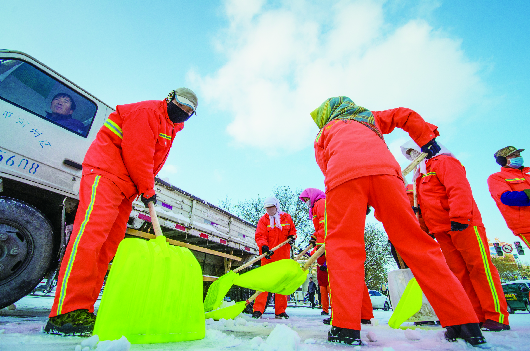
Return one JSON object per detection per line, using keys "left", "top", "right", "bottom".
{"left": 204, "top": 329, "right": 242, "bottom": 348}
{"left": 404, "top": 328, "right": 422, "bottom": 340}
{"left": 252, "top": 324, "right": 301, "bottom": 351}
{"left": 74, "top": 335, "right": 130, "bottom": 351}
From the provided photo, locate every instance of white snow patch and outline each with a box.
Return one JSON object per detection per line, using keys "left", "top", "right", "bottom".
{"left": 204, "top": 329, "right": 242, "bottom": 348}
{"left": 366, "top": 330, "right": 378, "bottom": 342}
{"left": 81, "top": 334, "right": 99, "bottom": 348}
{"left": 404, "top": 328, "right": 422, "bottom": 340}
{"left": 261, "top": 324, "right": 301, "bottom": 351}
{"left": 93, "top": 336, "right": 130, "bottom": 351}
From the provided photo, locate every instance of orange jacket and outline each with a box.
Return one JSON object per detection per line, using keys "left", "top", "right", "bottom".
{"left": 312, "top": 198, "right": 326, "bottom": 244}
{"left": 255, "top": 212, "right": 296, "bottom": 263}
{"left": 314, "top": 108, "right": 438, "bottom": 192}
{"left": 83, "top": 100, "right": 183, "bottom": 199}
{"left": 416, "top": 155, "right": 483, "bottom": 233}
{"left": 488, "top": 167, "right": 530, "bottom": 235}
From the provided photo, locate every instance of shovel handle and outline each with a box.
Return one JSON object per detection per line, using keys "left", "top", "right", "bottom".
{"left": 234, "top": 238, "right": 291, "bottom": 273}
{"left": 246, "top": 290, "right": 262, "bottom": 305}
{"left": 148, "top": 202, "right": 163, "bottom": 237}
{"left": 293, "top": 244, "right": 314, "bottom": 261}
{"left": 402, "top": 152, "right": 427, "bottom": 177}
{"left": 303, "top": 244, "right": 326, "bottom": 271}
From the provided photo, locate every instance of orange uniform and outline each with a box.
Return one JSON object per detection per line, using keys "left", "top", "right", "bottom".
{"left": 417, "top": 155, "right": 508, "bottom": 326}
{"left": 51, "top": 100, "right": 182, "bottom": 317}
{"left": 314, "top": 101, "right": 478, "bottom": 330}
{"left": 253, "top": 212, "right": 296, "bottom": 315}
{"left": 488, "top": 166, "right": 530, "bottom": 247}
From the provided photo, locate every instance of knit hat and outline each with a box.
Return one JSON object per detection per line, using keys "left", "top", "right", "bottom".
{"left": 494, "top": 146, "right": 524, "bottom": 158}
{"left": 166, "top": 88, "right": 198, "bottom": 112}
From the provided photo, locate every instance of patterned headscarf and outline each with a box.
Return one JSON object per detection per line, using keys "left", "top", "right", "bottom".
{"left": 299, "top": 188, "right": 326, "bottom": 220}
{"left": 264, "top": 197, "right": 284, "bottom": 230}
{"left": 311, "top": 96, "right": 383, "bottom": 143}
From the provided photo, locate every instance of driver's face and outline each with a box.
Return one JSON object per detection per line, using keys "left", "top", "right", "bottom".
{"left": 51, "top": 96, "right": 74, "bottom": 116}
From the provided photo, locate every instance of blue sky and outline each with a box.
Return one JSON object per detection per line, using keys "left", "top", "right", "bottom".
{"left": 4, "top": 0, "right": 529, "bottom": 260}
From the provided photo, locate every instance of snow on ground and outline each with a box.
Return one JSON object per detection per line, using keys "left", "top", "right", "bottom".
{"left": 1, "top": 294, "right": 529, "bottom": 350}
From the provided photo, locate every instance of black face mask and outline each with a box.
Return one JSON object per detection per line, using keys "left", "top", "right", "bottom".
{"left": 167, "top": 102, "right": 192, "bottom": 124}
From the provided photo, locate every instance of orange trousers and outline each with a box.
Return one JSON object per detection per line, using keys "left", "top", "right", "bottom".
{"left": 50, "top": 174, "right": 133, "bottom": 317}
{"left": 253, "top": 292, "right": 287, "bottom": 315}
{"left": 326, "top": 175, "right": 478, "bottom": 330}
{"left": 434, "top": 226, "right": 509, "bottom": 325}
{"left": 321, "top": 277, "right": 373, "bottom": 320}
{"left": 320, "top": 285, "right": 329, "bottom": 313}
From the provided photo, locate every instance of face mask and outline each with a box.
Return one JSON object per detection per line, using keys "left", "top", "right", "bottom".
{"left": 508, "top": 156, "right": 524, "bottom": 168}
{"left": 167, "top": 102, "right": 191, "bottom": 123}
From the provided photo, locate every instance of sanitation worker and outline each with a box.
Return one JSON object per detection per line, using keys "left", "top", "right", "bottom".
{"left": 402, "top": 141, "right": 509, "bottom": 332}
{"left": 487, "top": 146, "right": 530, "bottom": 248}
{"left": 299, "top": 188, "right": 374, "bottom": 324}
{"left": 311, "top": 96, "right": 488, "bottom": 347}
{"left": 252, "top": 197, "right": 297, "bottom": 319}
{"left": 45, "top": 88, "right": 198, "bottom": 336}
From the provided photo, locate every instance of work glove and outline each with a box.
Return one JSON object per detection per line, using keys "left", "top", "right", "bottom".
{"left": 524, "top": 189, "right": 530, "bottom": 200}
{"left": 450, "top": 221, "right": 469, "bottom": 232}
{"left": 287, "top": 235, "right": 296, "bottom": 244}
{"left": 309, "top": 234, "right": 317, "bottom": 246}
{"left": 366, "top": 205, "right": 372, "bottom": 215}
{"left": 141, "top": 193, "right": 157, "bottom": 207}
{"left": 420, "top": 138, "right": 441, "bottom": 159}
{"left": 261, "top": 245, "right": 274, "bottom": 259}
{"left": 319, "top": 263, "right": 327, "bottom": 272}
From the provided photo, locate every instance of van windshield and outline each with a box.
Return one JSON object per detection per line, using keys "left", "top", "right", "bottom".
{"left": 0, "top": 59, "right": 97, "bottom": 138}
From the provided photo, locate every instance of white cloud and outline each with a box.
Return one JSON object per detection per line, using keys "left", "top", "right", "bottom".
{"left": 158, "top": 164, "right": 178, "bottom": 178}
{"left": 191, "top": 0, "right": 485, "bottom": 154}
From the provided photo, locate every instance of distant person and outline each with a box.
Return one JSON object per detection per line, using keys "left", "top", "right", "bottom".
{"left": 311, "top": 96, "right": 487, "bottom": 347}
{"left": 307, "top": 277, "right": 317, "bottom": 309}
{"left": 488, "top": 146, "right": 530, "bottom": 248}
{"left": 45, "top": 93, "right": 85, "bottom": 134}
{"left": 402, "top": 141, "right": 509, "bottom": 332}
{"left": 44, "top": 88, "right": 198, "bottom": 336}
{"left": 252, "top": 197, "right": 296, "bottom": 319}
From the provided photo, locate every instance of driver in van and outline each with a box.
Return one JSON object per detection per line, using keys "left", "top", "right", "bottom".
{"left": 45, "top": 93, "right": 86, "bottom": 134}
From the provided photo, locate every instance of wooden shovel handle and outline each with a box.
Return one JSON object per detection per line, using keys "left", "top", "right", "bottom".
{"left": 303, "top": 244, "right": 326, "bottom": 271}
{"left": 234, "top": 238, "right": 291, "bottom": 273}
{"left": 148, "top": 202, "right": 163, "bottom": 237}
{"left": 246, "top": 290, "right": 262, "bottom": 305}
{"left": 293, "top": 244, "right": 314, "bottom": 261}
{"left": 402, "top": 152, "right": 427, "bottom": 177}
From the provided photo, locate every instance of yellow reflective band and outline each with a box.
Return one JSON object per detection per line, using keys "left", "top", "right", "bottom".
{"left": 104, "top": 119, "right": 123, "bottom": 139}
{"left": 505, "top": 178, "right": 526, "bottom": 182}
{"left": 324, "top": 200, "right": 327, "bottom": 239}
{"left": 521, "top": 236, "right": 530, "bottom": 248}
{"left": 159, "top": 133, "right": 171, "bottom": 140}
{"left": 474, "top": 226, "right": 503, "bottom": 324}
{"left": 319, "top": 220, "right": 325, "bottom": 223}
{"left": 422, "top": 172, "right": 436, "bottom": 178}
{"left": 57, "top": 175, "right": 101, "bottom": 314}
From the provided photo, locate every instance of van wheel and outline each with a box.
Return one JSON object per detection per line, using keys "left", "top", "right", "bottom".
{"left": 383, "top": 301, "right": 390, "bottom": 311}
{"left": 0, "top": 197, "right": 54, "bottom": 309}
{"left": 507, "top": 304, "right": 515, "bottom": 314}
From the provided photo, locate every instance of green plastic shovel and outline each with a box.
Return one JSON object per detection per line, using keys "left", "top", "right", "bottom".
{"left": 203, "top": 238, "right": 292, "bottom": 312}
{"left": 204, "top": 290, "right": 261, "bottom": 320}
{"left": 232, "top": 244, "right": 325, "bottom": 295}
{"left": 388, "top": 277, "right": 423, "bottom": 329}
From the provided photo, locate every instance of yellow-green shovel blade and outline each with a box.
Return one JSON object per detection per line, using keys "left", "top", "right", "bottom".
{"left": 233, "top": 259, "right": 307, "bottom": 295}
{"left": 204, "top": 301, "right": 247, "bottom": 321}
{"left": 203, "top": 271, "right": 238, "bottom": 312}
{"left": 388, "top": 277, "right": 423, "bottom": 329}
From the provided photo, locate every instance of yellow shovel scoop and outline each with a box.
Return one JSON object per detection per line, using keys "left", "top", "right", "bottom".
{"left": 203, "top": 238, "right": 292, "bottom": 312}
{"left": 204, "top": 290, "right": 261, "bottom": 321}
{"left": 233, "top": 244, "right": 325, "bottom": 295}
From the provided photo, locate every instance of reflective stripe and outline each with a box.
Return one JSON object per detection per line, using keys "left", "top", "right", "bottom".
{"left": 267, "top": 223, "right": 290, "bottom": 228}
{"left": 104, "top": 119, "right": 123, "bottom": 139}
{"left": 159, "top": 133, "right": 171, "bottom": 140}
{"left": 505, "top": 178, "right": 526, "bottom": 182}
{"left": 520, "top": 236, "right": 530, "bottom": 248}
{"left": 422, "top": 172, "right": 436, "bottom": 178}
{"left": 474, "top": 226, "right": 503, "bottom": 324}
{"left": 57, "top": 175, "right": 101, "bottom": 314}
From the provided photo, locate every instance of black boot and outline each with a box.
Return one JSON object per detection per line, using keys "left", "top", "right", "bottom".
{"left": 252, "top": 311, "right": 262, "bottom": 319}
{"left": 445, "top": 323, "right": 490, "bottom": 348}
{"left": 323, "top": 317, "right": 331, "bottom": 325}
{"left": 361, "top": 319, "right": 371, "bottom": 325}
{"left": 328, "top": 326, "right": 363, "bottom": 346}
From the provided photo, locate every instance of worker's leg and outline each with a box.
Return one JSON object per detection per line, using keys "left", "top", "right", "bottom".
{"left": 361, "top": 284, "right": 374, "bottom": 320}
{"left": 275, "top": 294, "right": 288, "bottom": 315}
{"left": 50, "top": 175, "right": 126, "bottom": 317}
{"left": 326, "top": 177, "right": 369, "bottom": 330}
{"left": 449, "top": 226, "right": 509, "bottom": 325}
{"left": 89, "top": 196, "right": 133, "bottom": 310}
{"left": 320, "top": 285, "right": 329, "bottom": 313}
{"left": 435, "top": 230, "right": 484, "bottom": 322}
{"left": 370, "top": 175, "right": 478, "bottom": 327}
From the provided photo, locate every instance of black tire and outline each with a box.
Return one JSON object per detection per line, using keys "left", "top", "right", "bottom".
{"left": 0, "top": 197, "right": 54, "bottom": 309}
{"left": 383, "top": 301, "right": 390, "bottom": 311}
{"left": 507, "top": 304, "right": 515, "bottom": 314}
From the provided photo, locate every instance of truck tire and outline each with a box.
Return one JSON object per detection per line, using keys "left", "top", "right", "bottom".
{"left": 0, "top": 197, "right": 54, "bottom": 309}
